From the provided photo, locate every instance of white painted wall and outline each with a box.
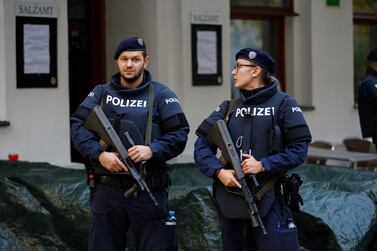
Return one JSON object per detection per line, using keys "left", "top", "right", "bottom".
{"left": 285, "top": 0, "right": 360, "bottom": 148}
{"left": 302, "top": 0, "right": 361, "bottom": 146}
{"left": 285, "top": 0, "right": 312, "bottom": 107}
{"left": 180, "top": 0, "right": 230, "bottom": 162}
{"left": 0, "top": 0, "right": 7, "bottom": 120}
{"left": 0, "top": 0, "right": 70, "bottom": 165}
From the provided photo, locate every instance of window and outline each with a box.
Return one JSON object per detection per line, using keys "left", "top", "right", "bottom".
{"left": 230, "top": 0, "right": 295, "bottom": 96}
{"left": 353, "top": 0, "right": 377, "bottom": 105}
{"left": 353, "top": 0, "right": 377, "bottom": 13}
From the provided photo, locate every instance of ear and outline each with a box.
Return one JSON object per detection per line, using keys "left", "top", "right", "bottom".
{"left": 250, "top": 66, "right": 262, "bottom": 78}
{"left": 143, "top": 56, "right": 149, "bottom": 68}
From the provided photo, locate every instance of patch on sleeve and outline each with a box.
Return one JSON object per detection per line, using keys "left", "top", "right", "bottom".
{"left": 291, "top": 106, "right": 302, "bottom": 113}
{"left": 165, "top": 97, "right": 180, "bottom": 104}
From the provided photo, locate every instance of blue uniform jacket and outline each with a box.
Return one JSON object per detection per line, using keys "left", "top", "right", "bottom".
{"left": 194, "top": 82, "right": 311, "bottom": 179}
{"left": 71, "top": 70, "right": 189, "bottom": 173}
{"left": 358, "top": 67, "right": 377, "bottom": 141}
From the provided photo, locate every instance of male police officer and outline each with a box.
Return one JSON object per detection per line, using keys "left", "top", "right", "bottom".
{"left": 70, "top": 37, "right": 189, "bottom": 251}
{"left": 194, "top": 48, "right": 311, "bottom": 251}
{"left": 358, "top": 48, "right": 377, "bottom": 151}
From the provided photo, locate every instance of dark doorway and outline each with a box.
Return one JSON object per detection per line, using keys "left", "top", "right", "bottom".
{"left": 68, "top": 0, "right": 106, "bottom": 163}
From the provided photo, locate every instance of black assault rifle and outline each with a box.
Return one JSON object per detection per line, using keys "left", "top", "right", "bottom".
{"left": 208, "top": 119, "right": 267, "bottom": 235}
{"left": 84, "top": 106, "right": 158, "bottom": 206}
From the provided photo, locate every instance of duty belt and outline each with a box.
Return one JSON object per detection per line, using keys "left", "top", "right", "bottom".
{"left": 97, "top": 173, "right": 170, "bottom": 191}
{"left": 97, "top": 175, "right": 135, "bottom": 189}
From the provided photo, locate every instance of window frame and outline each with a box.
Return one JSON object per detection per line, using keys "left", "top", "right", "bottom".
{"left": 354, "top": 12, "right": 377, "bottom": 24}
{"left": 231, "top": 0, "right": 296, "bottom": 18}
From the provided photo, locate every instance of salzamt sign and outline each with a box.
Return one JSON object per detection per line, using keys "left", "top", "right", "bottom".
{"left": 190, "top": 11, "right": 222, "bottom": 25}
{"left": 15, "top": 1, "right": 58, "bottom": 18}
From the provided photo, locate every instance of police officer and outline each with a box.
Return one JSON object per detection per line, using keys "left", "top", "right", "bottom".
{"left": 194, "top": 48, "right": 311, "bottom": 251}
{"left": 70, "top": 36, "right": 189, "bottom": 251}
{"left": 358, "top": 48, "right": 377, "bottom": 151}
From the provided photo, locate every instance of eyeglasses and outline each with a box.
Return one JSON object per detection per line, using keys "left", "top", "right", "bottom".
{"left": 233, "top": 63, "right": 258, "bottom": 71}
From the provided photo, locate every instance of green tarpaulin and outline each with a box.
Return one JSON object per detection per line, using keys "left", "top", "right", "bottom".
{"left": 0, "top": 161, "right": 376, "bottom": 251}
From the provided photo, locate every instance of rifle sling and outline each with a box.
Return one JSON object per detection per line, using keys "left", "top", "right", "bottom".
{"left": 254, "top": 176, "right": 280, "bottom": 201}
{"left": 224, "top": 97, "right": 238, "bottom": 123}
{"left": 145, "top": 85, "right": 154, "bottom": 145}
{"left": 140, "top": 85, "right": 154, "bottom": 177}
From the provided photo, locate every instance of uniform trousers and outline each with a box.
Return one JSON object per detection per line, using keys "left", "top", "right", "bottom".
{"left": 220, "top": 198, "right": 299, "bottom": 251}
{"left": 88, "top": 184, "right": 177, "bottom": 251}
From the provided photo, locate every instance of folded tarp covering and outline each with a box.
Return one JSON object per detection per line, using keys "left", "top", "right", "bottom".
{"left": 0, "top": 161, "right": 376, "bottom": 251}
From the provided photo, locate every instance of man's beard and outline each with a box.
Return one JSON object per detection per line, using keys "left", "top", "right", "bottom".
{"left": 121, "top": 68, "right": 143, "bottom": 84}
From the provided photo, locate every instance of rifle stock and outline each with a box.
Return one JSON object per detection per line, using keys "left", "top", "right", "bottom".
{"left": 208, "top": 119, "right": 267, "bottom": 235}
{"left": 84, "top": 106, "right": 158, "bottom": 206}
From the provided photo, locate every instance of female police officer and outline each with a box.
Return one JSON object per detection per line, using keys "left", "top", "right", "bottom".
{"left": 70, "top": 37, "right": 189, "bottom": 251}
{"left": 194, "top": 48, "right": 311, "bottom": 251}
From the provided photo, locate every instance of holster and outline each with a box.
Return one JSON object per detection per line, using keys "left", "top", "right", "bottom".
{"left": 276, "top": 173, "right": 304, "bottom": 213}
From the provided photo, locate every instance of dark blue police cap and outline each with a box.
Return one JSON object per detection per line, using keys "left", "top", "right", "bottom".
{"left": 114, "top": 36, "right": 147, "bottom": 59}
{"left": 235, "top": 48, "right": 276, "bottom": 75}
{"left": 367, "top": 48, "right": 377, "bottom": 61}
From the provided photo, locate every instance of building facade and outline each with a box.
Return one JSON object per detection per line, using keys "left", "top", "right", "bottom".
{"left": 0, "top": 0, "right": 375, "bottom": 165}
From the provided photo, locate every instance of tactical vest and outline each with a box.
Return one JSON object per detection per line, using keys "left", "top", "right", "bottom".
{"left": 100, "top": 82, "right": 155, "bottom": 143}
{"left": 227, "top": 91, "right": 287, "bottom": 186}
{"left": 215, "top": 91, "right": 288, "bottom": 219}
{"left": 94, "top": 82, "right": 166, "bottom": 176}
